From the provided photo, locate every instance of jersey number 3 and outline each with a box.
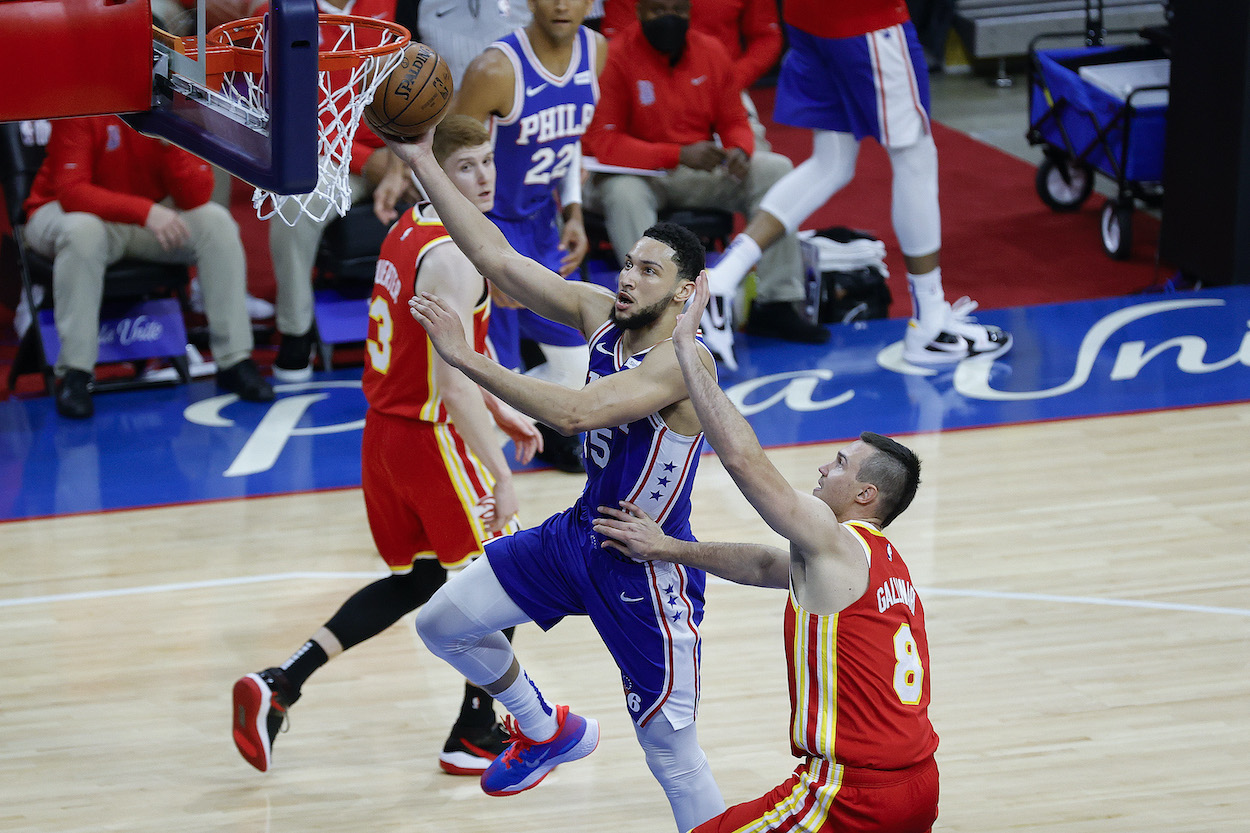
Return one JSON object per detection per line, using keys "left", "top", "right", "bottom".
{"left": 367, "top": 297, "right": 394, "bottom": 373}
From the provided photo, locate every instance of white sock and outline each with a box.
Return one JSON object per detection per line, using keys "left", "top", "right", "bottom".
{"left": 707, "top": 235, "right": 762, "bottom": 296}
{"left": 907, "top": 267, "right": 947, "bottom": 324}
{"left": 496, "top": 669, "right": 558, "bottom": 741}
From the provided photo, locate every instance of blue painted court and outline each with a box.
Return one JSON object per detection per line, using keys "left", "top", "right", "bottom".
{"left": 3, "top": 285, "right": 1249, "bottom": 522}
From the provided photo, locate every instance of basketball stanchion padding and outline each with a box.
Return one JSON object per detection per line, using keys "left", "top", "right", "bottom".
{"left": 0, "top": 0, "right": 153, "bottom": 121}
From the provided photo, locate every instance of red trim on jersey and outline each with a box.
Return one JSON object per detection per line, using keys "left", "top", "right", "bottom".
{"left": 898, "top": 25, "right": 927, "bottom": 123}
{"left": 869, "top": 35, "right": 890, "bottom": 147}
{"left": 637, "top": 562, "right": 700, "bottom": 727}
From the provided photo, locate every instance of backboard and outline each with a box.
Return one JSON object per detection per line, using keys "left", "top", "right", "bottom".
{"left": 122, "top": 0, "right": 321, "bottom": 195}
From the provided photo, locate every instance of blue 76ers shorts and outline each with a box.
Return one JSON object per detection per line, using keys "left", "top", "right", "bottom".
{"left": 775, "top": 21, "right": 931, "bottom": 148}
{"left": 486, "top": 501, "right": 707, "bottom": 729}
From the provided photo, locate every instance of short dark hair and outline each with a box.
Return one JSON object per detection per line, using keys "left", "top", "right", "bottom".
{"left": 641, "top": 221, "right": 705, "bottom": 284}
{"left": 857, "top": 432, "right": 921, "bottom": 527}
{"left": 432, "top": 115, "right": 490, "bottom": 166}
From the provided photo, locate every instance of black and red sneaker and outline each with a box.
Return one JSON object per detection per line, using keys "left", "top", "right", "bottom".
{"left": 438, "top": 722, "right": 510, "bottom": 775}
{"left": 231, "top": 667, "right": 298, "bottom": 772}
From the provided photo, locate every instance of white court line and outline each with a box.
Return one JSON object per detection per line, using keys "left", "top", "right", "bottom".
{"left": 0, "top": 571, "right": 383, "bottom": 608}
{"left": 917, "top": 586, "right": 1250, "bottom": 617}
{"left": 1, "top": 572, "right": 1248, "bottom": 617}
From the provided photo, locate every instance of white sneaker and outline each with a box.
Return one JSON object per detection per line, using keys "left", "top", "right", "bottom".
{"left": 189, "top": 278, "right": 275, "bottom": 321}
{"left": 699, "top": 293, "right": 738, "bottom": 371}
{"left": 902, "top": 297, "right": 1012, "bottom": 365}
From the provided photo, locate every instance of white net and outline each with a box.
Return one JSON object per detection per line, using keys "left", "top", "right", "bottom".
{"left": 215, "top": 15, "right": 409, "bottom": 226}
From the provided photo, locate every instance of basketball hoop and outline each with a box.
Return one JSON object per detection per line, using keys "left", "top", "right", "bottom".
{"left": 208, "top": 14, "right": 410, "bottom": 226}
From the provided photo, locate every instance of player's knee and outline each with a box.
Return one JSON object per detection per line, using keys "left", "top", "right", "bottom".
{"left": 414, "top": 592, "right": 454, "bottom": 653}
{"left": 414, "top": 588, "right": 479, "bottom": 657}
{"left": 636, "top": 718, "right": 711, "bottom": 784}
{"left": 887, "top": 133, "right": 938, "bottom": 181}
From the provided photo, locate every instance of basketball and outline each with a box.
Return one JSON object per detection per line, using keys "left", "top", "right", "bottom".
{"left": 364, "top": 42, "right": 454, "bottom": 141}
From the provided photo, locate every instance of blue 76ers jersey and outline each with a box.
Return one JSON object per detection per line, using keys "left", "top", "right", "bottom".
{"left": 579, "top": 321, "right": 705, "bottom": 543}
{"left": 487, "top": 26, "right": 599, "bottom": 221}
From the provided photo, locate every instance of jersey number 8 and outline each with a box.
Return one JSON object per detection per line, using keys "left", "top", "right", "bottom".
{"left": 892, "top": 623, "right": 924, "bottom": 706}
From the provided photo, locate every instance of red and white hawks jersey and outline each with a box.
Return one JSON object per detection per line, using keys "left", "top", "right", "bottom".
{"left": 362, "top": 206, "right": 490, "bottom": 421}
{"left": 785, "top": 521, "right": 939, "bottom": 770}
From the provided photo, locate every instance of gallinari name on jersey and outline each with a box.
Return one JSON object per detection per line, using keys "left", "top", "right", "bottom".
{"left": 877, "top": 575, "right": 917, "bottom": 615}
{"left": 517, "top": 102, "right": 596, "bottom": 145}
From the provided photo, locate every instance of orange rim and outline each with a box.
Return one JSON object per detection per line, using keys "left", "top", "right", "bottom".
{"left": 208, "top": 14, "right": 410, "bottom": 74}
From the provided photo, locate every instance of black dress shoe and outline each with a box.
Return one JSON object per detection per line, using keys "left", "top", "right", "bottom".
{"left": 55, "top": 369, "right": 94, "bottom": 419}
{"left": 535, "top": 423, "right": 584, "bottom": 474}
{"left": 745, "top": 301, "right": 831, "bottom": 344}
{"left": 217, "top": 358, "right": 275, "bottom": 402}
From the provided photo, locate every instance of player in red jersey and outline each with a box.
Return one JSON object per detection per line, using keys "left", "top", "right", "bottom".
{"left": 593, "top": 271, "right": 939, "bottom": 832}
{"left": 230, "top": 115, "right": 543, "bottom": 777}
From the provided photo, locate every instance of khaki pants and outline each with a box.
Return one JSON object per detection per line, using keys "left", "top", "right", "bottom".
{"left": 24, "top": 201, "right": 254, "bottom": 375}
{"left": 267, "top": 174, "right": 372, "bottom": 338}
{"left": 584, "top": 150, "right": 804, "bottom": 304}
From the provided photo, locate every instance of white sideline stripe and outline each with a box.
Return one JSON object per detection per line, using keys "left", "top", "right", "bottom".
{"left": 709, "top": 576, "right": 1250, "bottom": 617}
{"left": 2, "top": 573, "right": 1247, "bottom": 617}
{"left": 0, "top": 571, "right": 384, "bottom": 608}
{"left": 917, "top": 586, "right": 1250, "bottom": 617}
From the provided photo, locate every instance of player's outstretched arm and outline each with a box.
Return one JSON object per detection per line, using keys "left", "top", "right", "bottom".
{"left": 673, "top": 273, "right": 841, "bottom": 554}
{"left": 411, "top": 291, "right": 692, "bottom": 435}
{"left": 382, "top": 133, "right": 613, "bottom": 337}
{"left": 593, "top": 500, "right": 790, "bottom": 588}
{"left": 419, "top": 248, "right": 520, "bottom": 532}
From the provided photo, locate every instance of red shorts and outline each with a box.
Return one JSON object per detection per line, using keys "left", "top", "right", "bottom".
{"left": 692, "top": 756, "right": 938, "bottom": 833}
{"left": 361, "top": 409, "right": 516, "bottom": 571}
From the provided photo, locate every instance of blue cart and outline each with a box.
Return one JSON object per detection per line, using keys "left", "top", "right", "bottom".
{"left": 1027, "top": 28, "right": 1169, "bottom": 259}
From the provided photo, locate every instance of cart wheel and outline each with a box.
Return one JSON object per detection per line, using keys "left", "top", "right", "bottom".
{"left": 1036, "top": 158, "right": 1094, "bottom": 212}
{"left": 1100, "top": 200, "right": 1134, "bottom": 260}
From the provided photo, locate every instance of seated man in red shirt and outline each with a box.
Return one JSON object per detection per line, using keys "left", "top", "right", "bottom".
{"left": 24, "top": 115, "right": 273, "bottom": 418}
{"left": 598, "top": 0, "right": 782, "bottom": 150}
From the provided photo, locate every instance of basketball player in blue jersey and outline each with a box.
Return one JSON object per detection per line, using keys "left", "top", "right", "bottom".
{"left": 382, "top": 127, "right": 727, "bottom": 830}
{"left": 451, "top": 0, "right": 607, "bottom": 470}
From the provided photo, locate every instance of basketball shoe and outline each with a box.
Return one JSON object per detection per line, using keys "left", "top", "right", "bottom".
{"left": 439, "top": 722, "right": 510, "bottom": 775}
{"left": 480, "top": 705, "right": 600, "bottom": 796}
{"left": 699, "top": 293, "right": 738, "bottom": 371}
{"left": 902, "top": 296, "right": 1013, "bottom": 365}
{"left": 231, "top": 667, "right": 299, "bottom": 772}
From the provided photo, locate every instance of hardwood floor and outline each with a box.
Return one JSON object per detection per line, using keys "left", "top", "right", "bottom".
{"left": 3, "top": 404, "right": 1248, "bottom": 833}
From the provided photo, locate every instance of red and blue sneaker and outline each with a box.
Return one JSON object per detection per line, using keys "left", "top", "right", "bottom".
{"left": 480, "top": 705, "right": 600, "bottom": 796}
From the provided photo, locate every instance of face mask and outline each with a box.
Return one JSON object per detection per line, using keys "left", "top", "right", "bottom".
{"left": 641, "top": 14, "right": 689, "bottom": 60}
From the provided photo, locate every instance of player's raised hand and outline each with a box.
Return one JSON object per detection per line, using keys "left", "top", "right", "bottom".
{"left": 409, "top": 291, "right": 473, "bottom": 367}
{"left": 379, "top": 129, "right": 436, "bottom": 170}
{"left": 675, "top": 269, "right": 710, "bottom": 345}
